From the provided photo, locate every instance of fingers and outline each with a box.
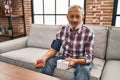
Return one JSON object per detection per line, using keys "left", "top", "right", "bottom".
{"left": 34, "top": 59, "right": 40, "bottom": 66}
{"left": 34, "top": 60, "right": 38, "bottom": 65}
{"left": 35, "top": 62, "right": 44, "bottom": 69}
{"left": 66, "top": 65, "right": 72, "bottom": 70}
{"left": 35, "top": 63, "right": 44, "bottom": 69}
{"left": 65, "top": 58, "right": 76, "bottom": 70}
{"left": 34, "top": 59, "right": 45, "bottom": 69}
{"left": 66, "top": 64, "right": 75, "bottom": 70}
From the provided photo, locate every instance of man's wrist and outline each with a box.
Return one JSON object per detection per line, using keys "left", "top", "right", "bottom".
{"left": 73, "top": 58, "right": 86, "bottom": 65}
{"left": 42, "top": 56, "right": 49, "bottom": 61}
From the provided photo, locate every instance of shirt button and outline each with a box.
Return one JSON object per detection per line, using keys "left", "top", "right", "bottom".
{"left": 80, "top": 53, "right": 83, "bottom": 56}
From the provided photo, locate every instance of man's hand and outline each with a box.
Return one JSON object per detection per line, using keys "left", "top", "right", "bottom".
{"left": 34, "top": 57, "right": 46, "bottom": 69}
{"left": 65, "top": 58, "right": 76, "bottom": 70}
{"left": 65, "top": 57, "right": 86, "bottom": 70}
{"left": 34, "top": 48, "right": 57, "bottom": 69}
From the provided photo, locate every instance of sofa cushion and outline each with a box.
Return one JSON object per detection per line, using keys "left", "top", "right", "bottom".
{"left": 106, "top": 27, "right": 120, "bottom": 60}
{"left": 0, "top": 47, "right": 48, "bottom": 71}
{"left": 101, "top": 60, "right": 120, "bottom": 80}
{"left": 27, "top": 24, "right": 61, "bottom": 49}
{"left": 87, "top": 25, "right": 108, "bottom": 59}
{"left": 54, "top": 58, "right": 105, "bottom": 80}
{"left": 0, "top": 48, "right": 48, "bottom": 63}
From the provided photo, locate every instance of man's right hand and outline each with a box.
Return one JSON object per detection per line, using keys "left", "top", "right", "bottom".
{"left": 34, "top": 48, "right": 57, "bottom": 69}
{"left": 34, "top": 58, "right": 46, "bottom": 69}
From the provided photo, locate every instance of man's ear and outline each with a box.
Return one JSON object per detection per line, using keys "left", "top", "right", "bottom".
{"left": 82, "top": 16, "right": 85, "bottom": 21}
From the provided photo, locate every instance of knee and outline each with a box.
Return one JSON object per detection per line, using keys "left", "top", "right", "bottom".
{"left": 45, "top": 57, "right": 58, "bottom": 67}
{"left": 75, "top": 64, "right": 92, "bottom": 73}
{"left": 41, "top": 57, "right": 57, "bottom": 76}
{"left": 46, "top": 58, "right": 56, "bottom": 66}
{"left": 74, "top": 65, "right": 91, "bottom": 80}
{"left": 74, "top": 68, "right": 90, "bottom": 80}
{"left": 75, "top": 66, "right": 89, "bottom": 76}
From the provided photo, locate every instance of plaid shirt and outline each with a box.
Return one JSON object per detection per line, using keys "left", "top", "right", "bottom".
{"left": 56, "top": 24, "right": 95, "bottom": 64}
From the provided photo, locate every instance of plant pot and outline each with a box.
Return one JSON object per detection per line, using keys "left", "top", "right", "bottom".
{"left": 8, "top": 30, "right": 12, "bottom": 34}
{"left": 0, "top": 25, "right": 6, "bottom": 34}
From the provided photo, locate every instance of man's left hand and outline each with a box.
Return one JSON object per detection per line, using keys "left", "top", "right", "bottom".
{"left": 65, "top": 58, "right": 76, "bottom": 70}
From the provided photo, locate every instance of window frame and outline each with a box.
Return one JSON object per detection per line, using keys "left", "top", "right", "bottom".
{"left": 112, "top": 0, "right": 120, "bottom": 26}
{"left": 31, "top": 0, "right": 86, "bottom": 25}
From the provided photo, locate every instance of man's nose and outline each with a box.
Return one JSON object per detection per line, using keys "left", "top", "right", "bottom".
{"left": 73, "top": 17, "right": 77, "bottom": 21}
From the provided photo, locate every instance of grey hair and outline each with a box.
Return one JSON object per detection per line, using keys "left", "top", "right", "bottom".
{"left": 68, "top": 5, "right": 84, "bottom": 15}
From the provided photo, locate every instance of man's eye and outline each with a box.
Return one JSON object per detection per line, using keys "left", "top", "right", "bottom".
{"left": 76, "top": 16, "right": 80, "bottom": 19}
{"left": 69, "top": 15, "right": 81, "bottom": 19}
{"left": 69, "top": 15, "right": 74, "bottom": 18}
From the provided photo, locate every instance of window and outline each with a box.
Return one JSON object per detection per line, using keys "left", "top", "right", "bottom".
{"left": 112, "top": 0, "right": 120, "bottom": 26}
{"left": 32, "top": 0, "right": 85, "bottom": 25}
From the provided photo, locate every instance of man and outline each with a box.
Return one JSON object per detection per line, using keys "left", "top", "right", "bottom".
{"left": 34, "top": 5, "right": 95, "bottom": 80}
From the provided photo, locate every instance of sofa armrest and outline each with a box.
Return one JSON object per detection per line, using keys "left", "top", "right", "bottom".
{"left": 0, "top": 37, "right": 28, "bottom": 53}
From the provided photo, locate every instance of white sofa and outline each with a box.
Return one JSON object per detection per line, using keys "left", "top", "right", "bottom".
{"left": 0, "top": 24, "right": 120, "bottom": 80}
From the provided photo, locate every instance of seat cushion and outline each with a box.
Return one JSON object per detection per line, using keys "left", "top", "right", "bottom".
{"left": 27, "top": 24, "right": 61, "bottom": 49}
{"left": 53, "top": 58, "right": 105, "bottom": 80}
{"left": 101, "top": 60, "right": 120, "bottom": 80}
{"left": 0, "top": 47, "right": 48, "bottom": 71}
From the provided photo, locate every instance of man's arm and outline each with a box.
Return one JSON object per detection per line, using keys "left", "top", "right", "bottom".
{"left": 34, "top": 48, "right": 57, "bottom": 68}
{"left": 38, "top": 39, "right": 62, "bottom": 61}
{"left": 84, "top": 31, "right": 95, "bottom": 64}
{"left": 65, "top": 58, "right": 86, "bottom": 70}
{"left": 42, "top": 48, "right": 58, "bottom": 60}
{"left": 65, "top": 58, "right": 86, "bottom": 65}
{"left": 51, "top": 39, "right": 62, "bottom": 52}
{"left": 34, "top": 39, "right": 62, "bottom": 68}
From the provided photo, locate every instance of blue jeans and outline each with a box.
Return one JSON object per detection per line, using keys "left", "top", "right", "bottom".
{"left": 41, "top": 56, "right": 92, "bottom": 80}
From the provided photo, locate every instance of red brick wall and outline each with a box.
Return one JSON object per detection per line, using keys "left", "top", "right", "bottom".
{"left": 86, "top": 0, "right": 114, "bottom": 26}
{"left": 0, "top": 0, "right": 114, "bottom": 36}
{"left": 24, "top": 0, "right": 31, "bottom": 34}
{"left": 0, "top": 0, "right": 31, "bottom": 35}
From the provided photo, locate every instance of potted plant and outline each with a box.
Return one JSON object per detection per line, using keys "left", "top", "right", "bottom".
{"left": 8, "top": 25, "right": 13, "bottom": 34}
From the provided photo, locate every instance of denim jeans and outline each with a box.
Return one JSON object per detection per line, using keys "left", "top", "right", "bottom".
{"left": 41, "top": 56, "right": 92, "bottom": 80}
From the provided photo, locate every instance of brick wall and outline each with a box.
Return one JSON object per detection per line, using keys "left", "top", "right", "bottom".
{"left": 0, "top": 0, "right": 31, "bottom": 35}
{"left": 0, "top": 0, "right": 114, "bottom": 36}
{"left": 86, "top": 0, "right": 114, "bottom": 26}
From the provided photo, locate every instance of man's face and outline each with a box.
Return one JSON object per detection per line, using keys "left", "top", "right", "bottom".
{"left": 67, "top": 7, "right": 84, "bottom": 29}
